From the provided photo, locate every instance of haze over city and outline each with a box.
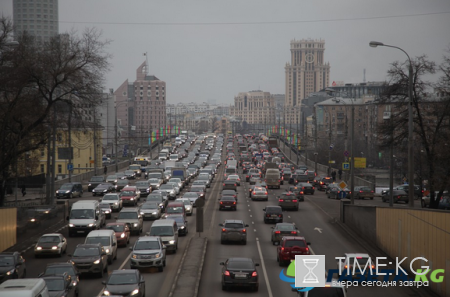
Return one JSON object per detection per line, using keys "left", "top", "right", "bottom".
{"left": 2, "top": 0, "right": 450, "bottom": 104}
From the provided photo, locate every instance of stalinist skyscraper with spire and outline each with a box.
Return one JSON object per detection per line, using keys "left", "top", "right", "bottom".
{"left": 284, "top": 39, "right": 330, "bottom": 124}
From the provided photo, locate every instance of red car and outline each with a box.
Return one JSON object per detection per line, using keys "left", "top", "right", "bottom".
{"left": 120, "top": 186, "right": 140, "bottom": 206}
{"left": 277, "top": 236, "right": 311, "bottom": 266}
{"left": 104, "top": 222, "right": 130, "bottom": 247}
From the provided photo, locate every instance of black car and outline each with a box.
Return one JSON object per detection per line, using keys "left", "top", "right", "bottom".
{"left": 69, "top": 244, "right": 108, "bottom": 278}
{"left": 39, "top": 262, "right": 80, "bottom": 296}
{"left": 41, "top": 273, "right": 77, "bottom": 297}
{"left": 220, "top": 258, "right": 259, "bottom": 291}
{"left": 219, "top": 196, "right": 237, "bottom": 211}
{"left": 263, "top": 206, "right": 283, "bottom": 224}
{"left": 92, "top": 183, "right": 115, "bottom": 196}
{"left": 221, "top": 190, "right": 238, "bottom": 201}
{"left": 0, "top": 252, "right": 26, "bottom": 283}
{"left": 56, "top": 182, "right": 83, "bottom": 199}
{"left": 88, "top": 176, "right": 106, "bottom": 192}
{"left": 102, "top": 269, "right": 145, "bottom": 297}
{"left": 170, "top": 215, "right": 188, "bottom": 236}
{"left": 296, "top": 182, "right": 315, "bottom": 195}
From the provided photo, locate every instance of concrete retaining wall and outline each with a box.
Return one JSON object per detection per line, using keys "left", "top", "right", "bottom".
{"left": 342, "top": 204, "right": 377, "bottom": 245}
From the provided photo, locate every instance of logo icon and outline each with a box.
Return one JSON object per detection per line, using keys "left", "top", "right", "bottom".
{"left": 278, "top": 261, "right": 314, "bottom": 292}
{"left": 295, "top": 255, "right": 326, "bottom": 288}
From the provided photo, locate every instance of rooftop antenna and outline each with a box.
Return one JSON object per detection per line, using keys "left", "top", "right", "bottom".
{"left": 143, "top": 52, "right": 149, "bottom": 75}
{"left": 363, "top": 69, "right": 366, "bottom": 83}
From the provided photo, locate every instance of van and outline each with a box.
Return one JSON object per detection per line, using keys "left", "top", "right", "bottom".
{"left": 265, "top": 169, "right": 281, "bottom": 189}
{"left": 67, "top": 200, "right": 105, "bottom": 237}
{"left": 0, "top": 279, "right": 50, "bottom": 297}
{"left": 224, "top": 166, "right": 237, "bottom": 178}
{"left": 85, "top": 229, "right": 117, "bottom": 264}
{"left": 56, "top": 182, "right": 83, "bottom": 199}
{"left": 149, "top": 219, "right": 179, "bottom": 253}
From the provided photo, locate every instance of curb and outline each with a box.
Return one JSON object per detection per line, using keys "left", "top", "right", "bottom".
{"left": 168, "top": 237, "right": 193, "bottom": 297}
{"left": 194, "top": 238, "right": 208, "bottom": 297}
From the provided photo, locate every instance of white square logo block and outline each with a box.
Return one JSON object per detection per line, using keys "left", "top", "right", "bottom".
{"left": 295, "top": 255, "right": 326, "bottom": 288}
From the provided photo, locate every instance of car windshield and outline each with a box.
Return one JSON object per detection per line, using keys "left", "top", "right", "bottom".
{"left": 167, "top": 206, "right": 183, "bottom": 214}
{"left": 118, "top": 212, "right": 138, "bottom": 219}
{"left": 73, "top": 247, "right": 99, "bottom": 257}
{"left": 60, "top": 184, "right": 73, "bottom": 190}
{"left": 96, "top": 184, "right": 109, "bottom": 189}
{"left": 102, "top": 195, "right": 118, "bottom": 201}
{"left": 129, "top": 165, "right": 140, "bottom": 170}
{"left": 148, "top": 173, "right": 161, "bottom": 178}
{"left": 45, "top": 279, "right": 65, "bottom": 291}
{"left": 107, "top": 273, "right": 137, "bottom": 285}
{"left": 227, "top": 261, "right": 254, "bottom": 270}
{"left": 136, "top": 182, "right": 148, "bottom": 187}
{"left": 0, "top": 256, "right": 14, "bottom": 266}
{"left": 44, "top": 266, "right": 75, "bottom": 277}
{"left": 134, "top": 241, "right": 160, "bottom": 250}
{"left": 107, "top": 175, "right": 117, "bottom": 180}
{"left": 100, "top": 204, "right": 110, "bottom": 209}
{"left": 90, "top": 177, "right": 104, "bottom": 182}
{"left": 160, "top": 185, "right": 173, "bottom": 190}
{"left": 105, "top": 224, "right": 124, "bottom": 232}
{"left": 221, "top": 197, "right": 235, "bottom": 201}
{"left": 308, "top": 287, "right": 345, "bottom": 297}
{"left": 120, "top": 191, "right": 135, "bottom": 196}
{"left": 266, "top": 207, "right": 282, "bottom": 214}
{"left": 125, "top": 170, "right": 134, "bottom": 175}
{"left": 38, "top": 236, "right": 60, "bottom": 243}
{"left": 224, "top": 223, "right": 244, "bottom": 228}
{"left": 149, "top": 179, "right": 160, "bottom": 183}
{"left": 277, "top": 225, "right": 295, "bottom": 231}
{"left": 184, "top": 193, "right": 198, "bottom": 198}
{"left": 85, "top": 236, "right": 110, "bottom": 246}
{"left": 190, "top": 188, "right": 203, "bottom": 192}
{"left": 150, "top": 226, "right": 174, "bottom": 236}
{"left": 285, "top": 240, "right": 306, "bottom": 247}
{"left": 117, "top": 180, "right": 128, "bottom": 185}
{"left": 141, "top": 203, "right": 158, "bottom": 209}
{"left": 70, "top": 209, "right": 94, "bottom": 219}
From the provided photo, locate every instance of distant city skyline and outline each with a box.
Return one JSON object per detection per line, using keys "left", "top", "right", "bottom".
{"left": 3, "top": 0, "right": 450, "bottom": 104}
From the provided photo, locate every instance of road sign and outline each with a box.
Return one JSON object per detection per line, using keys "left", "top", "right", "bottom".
{"left": 354, "top": 157, "right": 366, "bottom": 168}
{"left": 338, "top": 181, "right": 348, "bottom": 190}
{"left": 67, "top": 163, "right": 73, "bottom": 171}
{"left": 329, "top": 144, "right": 334, "bottom": 150}
{"left": 342, "top": 162, "right": 350, "bottom": 170}
{"left": 328, "top": 160, "right": 335, "bottom": 164}
{"left": 344, "top": 150, "right": 349, "bottom": 157}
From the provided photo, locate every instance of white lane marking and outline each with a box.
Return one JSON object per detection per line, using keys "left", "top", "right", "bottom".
{"left": 255, "top": 238, "right": 274, "bottom": 297}
{"left": 288, "top": 216, "right": 291, "bottom": 219}
{"left": 254, "top": 229, "right": 257, "bottom": 232}
{"left": 309, "top": 246, "right": 315, "bottom": 255}
{"left": 252, "top": 221, "right": 255, "bottom": 224}
{"left": 314, "top": 227, "right": 323, "bottom": 233}
{"left": 248, "top": 204, "right": 250, "bottom": 207}
{"left": 249, "top": 209, "right": 251, "bottom": 212}
{"left": 250, "top": 215, "right": 252, "bottom": 218}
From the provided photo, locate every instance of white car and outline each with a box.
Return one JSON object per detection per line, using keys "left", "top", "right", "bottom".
{"left": 34, "top": 233, "right": 67, "bottom": 257}
{"left": 101, "top": 193, "right": 123, "bottom": 211}
{"left": 175, "top": 198, "right": 194, "bottom": 216}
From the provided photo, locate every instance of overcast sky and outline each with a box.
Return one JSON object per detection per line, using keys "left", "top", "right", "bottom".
{"left": 2, "top": 0, "right": 450, "bottom": 104}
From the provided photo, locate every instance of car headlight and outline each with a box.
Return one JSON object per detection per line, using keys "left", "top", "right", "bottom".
{"left": 114, "top": 202, "right": 118, "bottom": 205}
{"left": 152, "top": 212, "right": 158, "bottom": 215}
{"left": 105, "top": 248, "right": 110, "bottom": 254}
{"left": 71, "top": 261, "right": 75, "bottom": 265}
{"left": 130, "top": 198, "right": 134, "bottom": 200}
{"left": 140, "top": 212, "right": 145, "bottom": 215}
{"left": 93, "top": 259, "right": 101, "bottom": 264}
{"left": 105, "top": 210, "right": 110, "bottom": 214}
{"left": 132, "top": 254, "right": 139, "bottom": 259}
{"left": 88, "top": 183, "right": 92, "bottom": 186}
{"left": 36, "top": 246, "right": 42, "bottom": 250}
{"left": 133, "top": 223, "right": 138, "bottom": 227}
{"left": 103, "top": 189, "right": 107, "bottom": 192}
{"left": 66, "top": 190, "right": 71, "bottom": 193}
{"left": 103, "top": 290, "right": 110, "bottom": 296}
{"left": 180, "top": 226, "right": 185, "bottom": 229}
{"left": 52, "top": 246, "right": 58, "bottom": 250}
{"left": 88, "top": 223, "right": 94, "bottom": 227}
{"left": 131, "top": 289, "right": 139, "bottom": 296}
{"left": 169, "top": 240, "right": 175, "bottom": 244}
{"left": 114, "top": 180, "right": 117, "bottom": 183}
{"left": 154, "top": 253, "right": 161, "bottom": 258}
{"left": 121, "top": 233, "right": 125, "bottom": 238}
{"left": 69, "top": 224, "right": 74, "bottom": 227}
{"left": 6, "top": 268, "right": 15, "bottom": 276}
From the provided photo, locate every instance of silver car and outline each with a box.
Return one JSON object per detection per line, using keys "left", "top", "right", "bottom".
{"left": 166, "top": 182, "right": 180, "bottom": 195}
{"left": 115, "top": 208, "right": 143, "bottom": 235}
{"left": 129, "top": 236, "right": 166, "bottom": 272}
{"left": 148, "top": 178, "right": 163, "bottom": 190}
{"left": 100, "top": 193, "right": 123, "bottom": 211}
{"left": 250, "top": 186, "right": 268, "bottom": 201}
{"left": 139, "top": 202, "right": 162, "bottom": 220}
{"left": 160, "top": 184, "right": 177, "bottom": 200}
{"left": 182, "top": 192, "right": 200, "bottom": 207}
{"left": 219, "top": 220, "right": 248, "bottom": 245}
{"left": 175, "top": 198, "right": 193, "bottom": 216}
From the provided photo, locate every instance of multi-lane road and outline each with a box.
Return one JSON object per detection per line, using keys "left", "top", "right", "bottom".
{"left": 16, "top": 138, "right": 428, "bottom": 297}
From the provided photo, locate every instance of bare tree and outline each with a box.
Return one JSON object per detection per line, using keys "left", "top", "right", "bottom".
{"left": 0, "top": 17, "right": 111, "bottom": 206}
{"left": 377, "top": 53, "right": 450, "bottom": 208}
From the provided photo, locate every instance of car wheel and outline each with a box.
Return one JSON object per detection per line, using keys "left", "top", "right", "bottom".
{"left": 98, "top": 267, "right": 103, "bottom": 278}
{"left": 69, "top": 193, "right": 73, "bottom": 199}
{"left": 370, "top": 197, "right": 373, "bottom": 200}
{"left": 22, "top": 269, "right": 26, "bottom": 278}
{"left": 253, "top": 286, "right": 259, "bottom": 292}
{"left": 158, "top": 266, "right": 164, "bottom": 272}
{"left": 242, "top": 240, "right": 247, "bottom": 245}
{"left": 295, "top": 207, "right": 299, "bottom": 211}
{"left": 279, "top": 259, "right": 285, "bottom": 266}
{"left": 114, "top": 252, "right": 117, "bottom": 260}
{"left": 222, "top": 284, "right": 227, "bottom": 291}
{"left": 108, "top": 258, "right": 112, "bottom": 265}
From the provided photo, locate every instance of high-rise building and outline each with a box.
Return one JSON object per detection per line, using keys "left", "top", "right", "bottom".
{"left": 230, "top": 90, "right": 275, "bottom": 125}
{"left": 13, "top": 0, "right": 59, "bottom": 42}
{"left": 284, "top": 39, "right": 330, "bottom": 124}
{"left": 114, "top": 61, "right": 166, "bottom": 150}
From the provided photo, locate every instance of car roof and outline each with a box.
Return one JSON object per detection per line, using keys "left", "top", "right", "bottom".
{"left": 282, "top": 236, "right": 306, "bottom": 241}
{"left": 120, "top": 208, "right": 139, "bottom": 212}
{"left": 40, "top": 233, "right": 62, "bottom": 237}
{"left": 228, "top": 257, "right": 254, "bottom": 262}
{"left": 275, "top": 223, "right": 295, "bottom": 227}
{"left": 110, "top": 269, "right": 138, "bottom": 275}
{"left": 344, "top": 253, "right": 371, "bottom": 258}
{"left": 136, "top": 236, "right": 160, "bottom": 242}
{"left": 224, "top": 219, "right": 244, "bottom": 224}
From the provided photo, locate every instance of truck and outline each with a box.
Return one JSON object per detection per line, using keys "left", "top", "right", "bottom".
{"left": 171, "top": 167, "right": 189, "bottom": 184}
{"left": 163, "top": 141, "right": 173, "bottom": 149}
{"left": 264, "top": 162, "right": 278, "bottom": 174}
{"left": 164, "top": 160, "right": 176, "bottom": 171}
{"left": 226, "top": 160, "right": 238, "bottom": 168}
{"left": 268, "top": 137, "right": 278, "bottom": 150}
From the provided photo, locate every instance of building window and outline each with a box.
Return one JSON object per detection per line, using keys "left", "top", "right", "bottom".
{"left": 40, "top": 164, "right": 45, "bottom": 173}
{"left": 57, "top": 164, "right": 62, "bottom": 173}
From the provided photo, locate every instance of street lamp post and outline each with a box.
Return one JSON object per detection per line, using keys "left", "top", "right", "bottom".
{"left": 370, "top": 41, "right": 414, "bottom": 207}
{"left": 114, "top": 101, "right": 129, "bottom": 172}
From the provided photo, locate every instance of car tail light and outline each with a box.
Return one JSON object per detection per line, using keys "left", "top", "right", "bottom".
{"left": 359, "top": 190, "right": 363, "bottom": 193}
{"left": 252, "top": 271, "right": 257, "bottom": 277}
{"left": 281, "top": 247, "right": 284, "bottom": 252}
{"left": 356, "top": 257, "right": 362, "bottom": 259}
{"left": 265, "top": 192, "right": 268, "bottom": 195}
{"left": 242, "top": 229, "right": 246, "bottom": 233}
{"left": 224, "top": 270, "right": 230, "bottom": 276}
{"left": 266, "top": 214, "right": 270, "bottom": 217}
{"left": 252, "top": 191, "right": 256, "bottom": 195}
{"left": 371, "top": 191, "right": 374, "bottom": 193}
{"left": 279, "top": 199, "right": 284, "bottom": 202}
{"left": 222, "top": 228, "right": 226, "bottom": 232}
{"left": 398, "top": 195, "right": 401, "bottom": 199}
{"left": 278, "top": 214, "right": 282, "bottom": 217}
{"left": 291, "top": 231, "right": 297, "bottom": 234}
{"left": 292, "top": 200, "right": 298, "bottom": 202}
{"left": 312, "top": 187, "right": 315, "bottom": 190}
{"left": 275, "top": 231, "right": 281, "bottom": 234}
{"left": 234, "top": 184, "right": 236, "bottom": 186}
{"left": 223, "top": 183, "right": 225, "bottom": 186}
{"left": 220, "top": 202, "right": 223, "bottom": 204}
{"left": 233, "top": 202, "right": 236, "bottom": 205}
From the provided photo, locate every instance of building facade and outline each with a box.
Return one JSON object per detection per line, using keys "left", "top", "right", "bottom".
{"left": 285, "top": 39, "right": 330, "bottom": 124}
{"left": 13, "top": 0, "right": 59, "bottom": 42}
{"left": 230, "top": 90, "right": 276, "bottom": 125}
{"left": 114, "top": 61, "right": 166, "bottom": 153}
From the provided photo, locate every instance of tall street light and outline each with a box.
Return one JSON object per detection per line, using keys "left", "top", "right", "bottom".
{"left": 370, "top": 41, "right": 415, "bottom": 207}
